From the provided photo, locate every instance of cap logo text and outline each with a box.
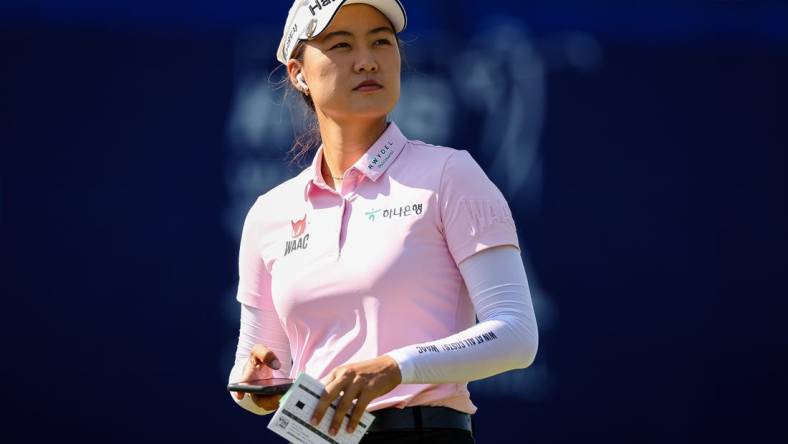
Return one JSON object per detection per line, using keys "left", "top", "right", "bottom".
{"left": 283, "top": 22, "right": 299, "bottom": 60}
{"left": 309, "top": 0, "right": 340, "bottom": 16}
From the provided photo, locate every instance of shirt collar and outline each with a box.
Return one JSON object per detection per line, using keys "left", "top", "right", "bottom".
{"left": 303, "top": 121, "right": 408, "bottom": 199}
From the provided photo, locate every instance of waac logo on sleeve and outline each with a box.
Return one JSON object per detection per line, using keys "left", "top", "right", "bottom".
{"left": 284, "top": 214, "right": 310, "bottom": 257}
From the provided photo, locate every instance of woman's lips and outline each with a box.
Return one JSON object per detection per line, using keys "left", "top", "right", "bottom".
{"left": 355, "top": 85, "right": 383, "bottom": 92}
{"left": 354, "top": 80, "right": 383, "bottom": 92}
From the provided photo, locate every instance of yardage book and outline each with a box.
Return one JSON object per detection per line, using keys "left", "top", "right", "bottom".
{"left": 267, "top": 372, "right": 376, "bottom": 444}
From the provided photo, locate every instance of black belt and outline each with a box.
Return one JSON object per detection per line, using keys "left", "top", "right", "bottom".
{"left": 366, "top": 406, "right": 473, "bottom": 433}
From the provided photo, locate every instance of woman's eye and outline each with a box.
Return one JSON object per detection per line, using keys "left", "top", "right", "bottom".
{"left": 374, "top": 39, "right": 392, "bottom": 46}
{"left": 330, "top": 42, "right": 350, "bottom": 50}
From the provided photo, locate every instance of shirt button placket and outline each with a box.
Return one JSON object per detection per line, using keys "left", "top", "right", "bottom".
{"left": 335, "top": 171, "right": 359, "bottom": 260}
{"left": 335, "top": 197, "right": 346, "bottom": 260}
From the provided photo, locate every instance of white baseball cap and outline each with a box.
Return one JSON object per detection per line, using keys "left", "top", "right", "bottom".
{"left": 277, "top": 0, "right": 407, "bottom": 65}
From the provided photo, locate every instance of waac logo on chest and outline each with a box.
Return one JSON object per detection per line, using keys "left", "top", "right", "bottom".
{"left": 284, "top": 214, "right": 310, "bottom": 257}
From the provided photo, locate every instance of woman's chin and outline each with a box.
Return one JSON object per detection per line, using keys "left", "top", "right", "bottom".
{"left": 330, "top": 104, "right": 395, "bottom": 121}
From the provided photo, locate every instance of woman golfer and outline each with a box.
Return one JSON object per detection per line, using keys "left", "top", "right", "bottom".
{"left": 228, "top": 1, "right": 539, "bottom": 442}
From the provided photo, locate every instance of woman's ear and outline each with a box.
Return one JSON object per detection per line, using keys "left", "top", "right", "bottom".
{"left": 287, "top": 60, "right": 307, "bottom": 93}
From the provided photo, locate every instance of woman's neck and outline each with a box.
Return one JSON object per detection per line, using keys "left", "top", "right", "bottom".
{"left": 316, "top": 113, "right": 388, "bottom": 187}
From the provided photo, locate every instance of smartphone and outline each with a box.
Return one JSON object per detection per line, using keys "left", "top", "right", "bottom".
{"left": 227, "top": 378, "right": 294, "bottom": 396}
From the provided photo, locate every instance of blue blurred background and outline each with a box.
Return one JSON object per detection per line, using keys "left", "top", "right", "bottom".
{"left": 2, "top": 1, "right": 786, "bottom": 442}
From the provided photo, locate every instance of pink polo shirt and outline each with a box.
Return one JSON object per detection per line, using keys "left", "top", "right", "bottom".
{"left": 236, "top": 121, "right": 519, "bottom": 414}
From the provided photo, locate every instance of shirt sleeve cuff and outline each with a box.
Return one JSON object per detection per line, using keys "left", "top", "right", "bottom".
{"left": 384, "top": 348, "right": 417, "bottom": 384}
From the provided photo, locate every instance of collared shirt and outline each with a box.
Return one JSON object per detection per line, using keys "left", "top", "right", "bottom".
{"left": 236, "top": 121, "right": 519, "bottom": 414}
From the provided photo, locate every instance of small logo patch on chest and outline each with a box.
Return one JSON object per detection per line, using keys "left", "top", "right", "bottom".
{"left": 285, "top": 214, "right": 310, "bottom": 256}
{"left": 291, "top": 215, "right": 307, "bottom": 238}
{"left": 365, "top": 203, "right": 423, "bottom": 222}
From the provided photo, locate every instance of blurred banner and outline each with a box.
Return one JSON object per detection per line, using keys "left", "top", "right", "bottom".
{"left": 2, "top": 1, "right": 786, "bottom": 443}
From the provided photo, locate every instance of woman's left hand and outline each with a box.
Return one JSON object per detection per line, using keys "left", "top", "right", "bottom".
{"left": 311, "top": 355, "right": 402, "bottom": 436}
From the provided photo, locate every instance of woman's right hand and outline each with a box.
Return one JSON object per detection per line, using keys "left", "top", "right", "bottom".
{"left": 233, "top": 344, "right": 285, "bottom": 411}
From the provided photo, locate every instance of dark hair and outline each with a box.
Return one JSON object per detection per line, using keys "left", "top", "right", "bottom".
{"left": 279, "top": 36, "right": 406, "bottom": 166}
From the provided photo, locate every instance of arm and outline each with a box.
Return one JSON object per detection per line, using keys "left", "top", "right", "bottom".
{"left": 228, "top": 198, "right": 292, "bottom": 415}
{"left": 385, "top": 245, "right": 538, "bottom": 383}
{"left": 228, "top": 303, "right": 293, "bottom": 415}
{"left": 310, "top": 245, "right": 538, "bottom": 435}
{"left": 384, "top": 150, "right": 537, "bottom": 383}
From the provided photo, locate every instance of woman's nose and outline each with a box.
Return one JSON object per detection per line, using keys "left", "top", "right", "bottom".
{"left": 355, "top": 61, "right": 378, "bottom": 73}
{"left": 354, "top": 50, "right": 378, "bottom": 73}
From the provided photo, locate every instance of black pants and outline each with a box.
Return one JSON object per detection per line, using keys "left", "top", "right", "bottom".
{"left": 360, "top": 428, "right": 475, "bottom": 443}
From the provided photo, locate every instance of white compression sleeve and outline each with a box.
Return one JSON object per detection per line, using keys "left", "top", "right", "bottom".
{"left": 385, "top": 245, "right": 538, "bottom": 384}
{"left": 228, "top": 303, "right": 293, "bottom": 416}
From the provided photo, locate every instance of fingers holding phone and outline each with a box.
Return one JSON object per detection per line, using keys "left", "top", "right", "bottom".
{"left": 233, "top": 344, "right": 281, "bottom": 399}
{"left": 237, "top": 345, "right": 277, "bottom": 397}
{"left": 229, "top": 378, "right": 292, "bottom": 411}
{"left": 248, "top": 343, "right": 283, "bottom": 374}
{"left": 230, "top": 344, "right": 291, "bottom": 411}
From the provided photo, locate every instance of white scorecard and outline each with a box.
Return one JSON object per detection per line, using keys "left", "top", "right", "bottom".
{"left": 268, "top": 372, "right": 376, "bottom": 444}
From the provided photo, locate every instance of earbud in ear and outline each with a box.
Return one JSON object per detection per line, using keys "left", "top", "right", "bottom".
{"left": 296, "top": 73, "right": 309, "bottom": 91}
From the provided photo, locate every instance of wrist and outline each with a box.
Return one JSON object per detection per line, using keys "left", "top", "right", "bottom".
{"left": 381, "top": 354, "right": 403, "bottom": 385}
